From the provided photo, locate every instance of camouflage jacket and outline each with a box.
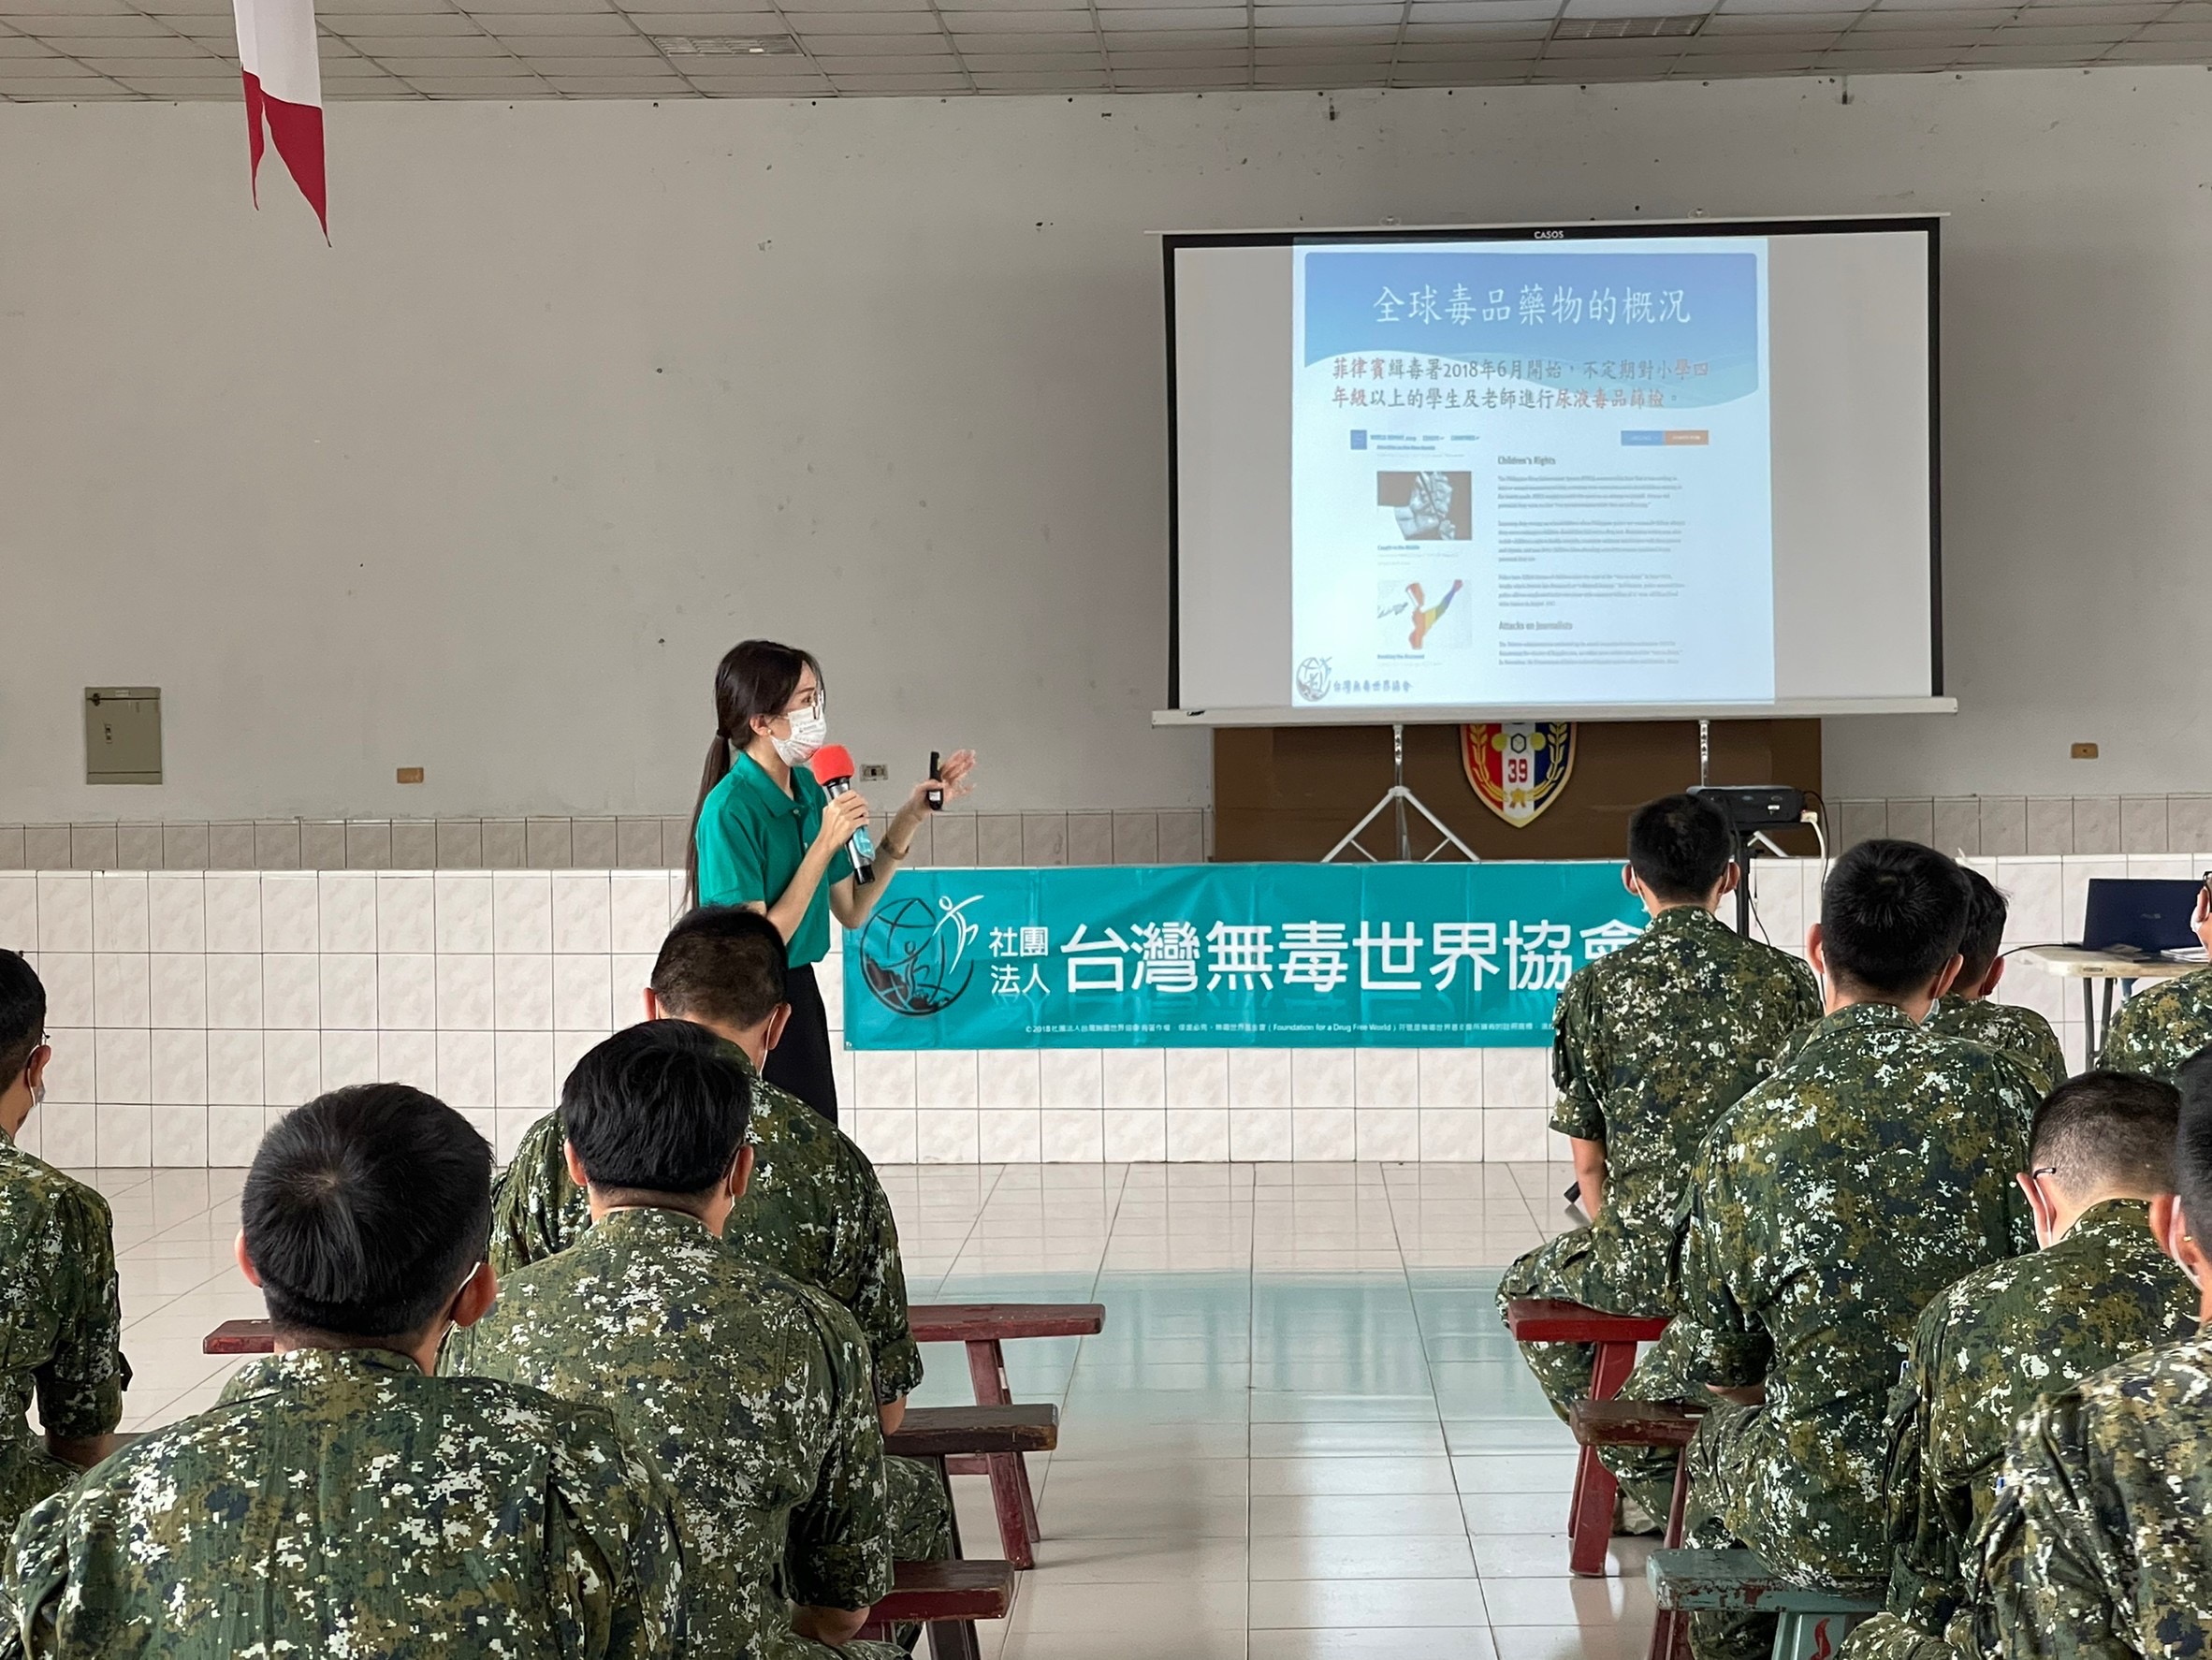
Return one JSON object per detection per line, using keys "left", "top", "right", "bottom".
{"left": 1, "top": 1346, "right": 685, "bottom": 1659}
{"left": 1978, "top": 1330, "right": 2212, "bottom": 1659}
{"left": 2098, "top": 967, "right": 2212, "bottom": 1083}
{"left": 1923, "top": 996, "right": 2071, "bottom": 1098}
{"left": 489, "top": 1045, "right": 923, "bottom": 1404}
{"left": 447, "top": 1206, "right": 894, "bottom": 1659}
{"left": 1874, "top": 1200, "right": 2195, "bottom": 1645}
{"left": 1676, "top": 999, "right": 2038, "bottom": 1586}
{"left": 1550, "top": 903, "right": 1821, "bottom": 1313}
{"left": 0, "top": 1129, "right": 128, "bottom": 1536}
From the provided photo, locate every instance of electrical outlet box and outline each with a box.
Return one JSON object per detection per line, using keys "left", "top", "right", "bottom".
{"left": 85, "top": 688, "right": 162, "bottom": 784}
{"left": 2071, "top": 742, "right": 2100, "bottom": 760}
{"left": 859, "top": 763, "right": 889, "bottom": 782}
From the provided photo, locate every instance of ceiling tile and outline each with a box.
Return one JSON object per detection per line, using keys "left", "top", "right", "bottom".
{"left": 806, "top": 47, "right": 956, "bottom": 64}
{"left": 353, "top": 33, "right": 522, "bottom": 50}
{"left": 508, "top": 28, "right": 668, "bottom": 47}
{"left": 371, "top": 50, "right": 535, "bottom": 66}
{"left": 74, "top": 52, "right": 232, "bottom": 71}
{"left": 20, "top": 13, "right": 169, "bottom": 34}
{"left": 622, "top": 10, "right": 785, "bottom": 27}
{"left": 323, "top": 12, "right": 488, "bottom": 33}
{"left": 0, "top": 33, "right": 58, "bottom": 50}
{"left": 0, "top": 0, "right": 135, "bottom": 15}
{"left": 524, "top": 50, "right": 685, "bottom": 66}
{"left": 824, "top": 66, "right": 971, "bottom": 80}
{"left": 943, "top": 9, "right": 1094, "bottom": 26}
{"left": 1249, "top": 22, "right": 1397, "bottom": 36}
{"left": 792, "top": 11, "right": 944, "bottom": 28}
{"left": 2103, "top": 34, "right": 2212, "bottom": 51}
{"left": 1403, "top": 19, "right": 1550, "bottom": 36}
{"left": 395, "top": 73, "right": 550, "bottom": 86}
{"left": 1701, "top": 8, "right": 1853, "bottom": 25}
{"left": 478, "top": 7, "right": 637, "bottom": 24}
{"left": 798, "top": 29, "right": 956, "bottom": 47}
{"left": 1109, "top": 57, "right": 1242, "bottom": 73}
{"left": 544, "top": 68, "right": 697, "bottom": 80}
{"left": 1105, "top": 24, "right": 1248, "bottom": 41}
{"left": 1100, "top": 6, "right": 1246, "bottom": 21}
{"left": 1110, "top": 39, "right": 1250, "bottom": 53}
{"left": 962, "top": 45, "right": 1099, "bottom": 59}
{"left": 1681, "top": 25, "right": 1836, "bottom": 44}
{"left": 48, "top": 33, "right": 213, "bottom": 52}
{"left": 1407, "top": 0, "right": 1560, "bottom": 17}
{"left": 950, "top": 26, "right": 1110, "bottom": 43}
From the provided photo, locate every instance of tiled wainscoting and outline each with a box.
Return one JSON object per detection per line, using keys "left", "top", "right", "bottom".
{"left": 0, "top": 811, "right": 1211, "bottom": 872}
{"left": 1831, "top": 795, "right": 2212, "bottom": 857}
{"left": 0, "top": 852, "right": 2183, "bottom": 1169}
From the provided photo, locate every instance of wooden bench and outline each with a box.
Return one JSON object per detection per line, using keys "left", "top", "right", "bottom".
{"left": 206, "top": 1303, "right": 1100, "bottom": 1569}
{"left": 857, "top": 1557, "right": 1017, "bottom": 1660}
{"left": 1502, "top": 1298, "right": 1670, "bottom": 1576}
{"left": 1570, "top": 1399, "right": 1706, "bottom": 1660}
{"left": 1647, "top": 1549, "right": 1881, "bottom": 1660}
{"left": 910, "top": 1302, "right": 1104, "bottom": 1570}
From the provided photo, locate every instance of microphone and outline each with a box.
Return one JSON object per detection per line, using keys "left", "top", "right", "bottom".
{"left": 808, "top": 745, "right": 876, "bottom": 886}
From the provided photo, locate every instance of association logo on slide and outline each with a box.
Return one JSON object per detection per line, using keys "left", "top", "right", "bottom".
{"left": 1296, "top": 657, "right": 1332, "bottom": 703}
{"left": 857, "top": 894, "right": 981, "bottom": 1016}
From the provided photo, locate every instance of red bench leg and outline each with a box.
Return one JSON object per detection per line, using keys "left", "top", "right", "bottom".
{"left": 965, "top": 1338, "right": 1041, "bottom": 1568}
{"left": 1567, "top": 1338, "right": 1637, "bottom": 1578}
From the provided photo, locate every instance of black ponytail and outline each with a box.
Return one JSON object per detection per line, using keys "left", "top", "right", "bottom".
{"left": 684, "top": 640, "right": 823, "bottom": 907}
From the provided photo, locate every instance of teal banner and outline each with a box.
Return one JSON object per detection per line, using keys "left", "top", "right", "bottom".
{"left": 842, "top": 862, "right": 1647, "bottom": 1050}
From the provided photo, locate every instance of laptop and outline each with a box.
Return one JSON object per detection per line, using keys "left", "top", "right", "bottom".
{"left": 2078, "top": 878, "right": 2205, "bottom": 958}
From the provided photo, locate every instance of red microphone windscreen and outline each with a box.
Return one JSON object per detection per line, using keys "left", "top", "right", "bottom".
{"left": 809, "top": 745, "right": 857, "bottom": 785}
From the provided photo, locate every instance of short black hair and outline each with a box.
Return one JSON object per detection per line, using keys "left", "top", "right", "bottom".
{"left": 1957, "top": 868, "right": 2010, "bottom": 989}
{"left": 243, "top": 1084, "right": 492, "bottom": 1341}
{"left": 0, "top": 951, "right": 45, "bottom": 1086}
{"left": 1626, "top": 794, "right": 1736, "bottom": 904}
{"left": 1818, "top": 838, "right": 1972, "bottom": 997}
{"left": 2030, "top": 1070, "right": 2179, "bottom": 1199}
{"left": 2172, "top": 1047, "right": 2212, "bottom": 1239}
{"left": 561, "top": 1020, "right": 751, "bottom": 1199}
{"left": 651, "top": 907, "right": 789, "bottom": 1032}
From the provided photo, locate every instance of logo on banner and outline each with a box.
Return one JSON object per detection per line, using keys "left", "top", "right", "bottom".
{"left": 1295, "top": 657, "right": 1332, "bottom": 703}
{"left": 1463, "top": 723, "right": 1577, "bottom": 828}
{"left": 857, "top": 896, "right": 982, "bottom": 1016}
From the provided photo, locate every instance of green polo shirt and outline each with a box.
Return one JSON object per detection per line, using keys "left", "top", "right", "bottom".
{"left": 694, "top": 752, "right": 852, "bottom": 970}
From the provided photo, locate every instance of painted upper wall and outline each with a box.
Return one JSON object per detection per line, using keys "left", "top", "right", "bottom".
{"left": 2, "top": 72, "right": 2205, "bottom": 819}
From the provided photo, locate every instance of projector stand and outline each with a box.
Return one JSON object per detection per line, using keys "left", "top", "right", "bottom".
{"left": 1323, "top": 724, "right": 1480, "bottom": 865}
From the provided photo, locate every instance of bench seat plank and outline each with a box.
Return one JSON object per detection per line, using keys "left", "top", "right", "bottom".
{"left": 886, "top": 1405, "right": 1057, "bottom": 1459}
{"left": 1503, "top": 1298, "right": 1671, "bottom": 1345}
{"left": 868, "top": 1559, "right": 1017, "bottom": 1624}
{"left": 910, "top": 1304, "right": 1104, "bottom": 1344}
{"left": 1648, "top": 1550, "right": 1883, "bottom": 1613}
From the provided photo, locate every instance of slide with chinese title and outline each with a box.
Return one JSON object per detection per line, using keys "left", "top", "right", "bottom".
{"left": 1291, "top": 239, "right": 1771, "bottom": 709}
{"left": 1168, "top": 219, "right": 1944, "bottom": 724}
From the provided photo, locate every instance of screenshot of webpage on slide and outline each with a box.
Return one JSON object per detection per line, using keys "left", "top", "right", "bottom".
{"left": 1289, "top": 238, "right": 1774, "bottom": 709}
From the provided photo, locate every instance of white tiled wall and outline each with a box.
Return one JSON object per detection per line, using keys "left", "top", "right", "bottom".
{"left": 0, "top": 854, "right": 2168, "bottom": 1168}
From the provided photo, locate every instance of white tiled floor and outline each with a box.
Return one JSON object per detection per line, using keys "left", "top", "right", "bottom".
{"left": 90, "top": 1161, "right": 1650, "bottom": 1659}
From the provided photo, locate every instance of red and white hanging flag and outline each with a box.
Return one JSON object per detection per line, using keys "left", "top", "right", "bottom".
{"left": 232, "top": 0, "right": 327, "bottom": 237}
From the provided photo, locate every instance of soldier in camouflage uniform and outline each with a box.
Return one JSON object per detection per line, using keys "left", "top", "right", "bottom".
{"left": 0, "top": 954, "right": 129, "bottom": 1537}
{"left": 1976, "top": 1046, "right": 2212, "bottom": 1659}
{"left": 2098, "top": 891, "right": 2212, "bottom": 1081}
{"left": 3, "top": 1084, "right": 685, "bottom": 1659}
{"left": 1840, "top": 1071, "right": 2196, "bottom": 1660}
{"left": 1922, "top": 869, "right": 2070, "bottom": 1098}
{"left": 451, "top": 1022, "right": 901, "bottom": 1660}
{"left": 1497, "top": 794, "right": 1821, "bottom": 1423}
{"left": 1613, "top": 840, "right": 2038, "bottom": 1660}
{"left": 488, "top": 905, "right": 949, "bottom": 1565}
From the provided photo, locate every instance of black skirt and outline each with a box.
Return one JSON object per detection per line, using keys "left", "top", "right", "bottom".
{"left": 763, "top": 962, "right": 838, "bottom": 1126}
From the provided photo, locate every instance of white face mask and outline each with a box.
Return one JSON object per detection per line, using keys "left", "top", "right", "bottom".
{"left": 771, "top": 705, "right": 827, "bottom": 766}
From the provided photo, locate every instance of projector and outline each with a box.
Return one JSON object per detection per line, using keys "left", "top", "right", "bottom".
{"left": 1688, "top": 784, "right": 1806, "bottom": 830}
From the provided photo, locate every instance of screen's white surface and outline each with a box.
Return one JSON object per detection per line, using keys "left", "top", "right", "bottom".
{"left": 1170, "top": 224, "right": 1936, "bottom": 720}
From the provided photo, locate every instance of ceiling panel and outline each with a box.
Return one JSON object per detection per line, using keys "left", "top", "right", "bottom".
{"left": 0, "top": 0, "right": 2202, "bottom": 98}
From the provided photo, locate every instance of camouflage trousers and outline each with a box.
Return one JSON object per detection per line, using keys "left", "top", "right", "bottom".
{"left": 885, "top": 1453, "right": 955, "bottom": 1657}
{"left": 1675, "top": 1403, "right": 1889, "bottom": 1660}
{"left": 1495, "top": 1227, "right": 1669, "bottom": 1425}
{"left": 1835, "top": 1612, "right": 1968, "bottom": 1660}
{"left": 888, "top": 1452, "right": 954, "bottom": 1561}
